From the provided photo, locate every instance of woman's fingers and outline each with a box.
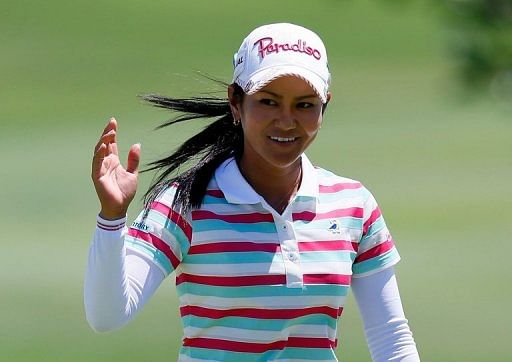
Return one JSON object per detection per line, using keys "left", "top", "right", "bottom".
{"left": 94, "top": 129, "right": 116, "bottom": 154}
{"left": 94, "top": 118, "right": 118, "bottom": 153}
{"left": 126, "top": 143, "right": 141, "bottom": 174}
{"left": 91, "top": 142, "right": 106, "bottom": 178}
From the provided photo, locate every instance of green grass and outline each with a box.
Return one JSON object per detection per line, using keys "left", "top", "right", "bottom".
{"left": 1, "top": 1, "right": 511, "bottom": 361}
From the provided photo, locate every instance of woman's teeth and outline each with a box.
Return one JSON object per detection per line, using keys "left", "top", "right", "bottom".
{"left": 270, "top": 136, "right": 296, "bottom": 142}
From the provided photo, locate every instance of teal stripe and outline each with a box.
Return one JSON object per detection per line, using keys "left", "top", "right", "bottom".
{"left": 180, "top": 346, "right": 336, "bottom": 361}
{"left": 177, "top": 283, "right": 349, "bottom": 298}
{"left": 182, "top": 314, "right": 337, "bottom": 331}
{"left": 352, "top": 248, "right": 400, "bottom": 275}
{"left": 294, "top": 195, "right": 316, "bottom": 203}
{"left": 185, "top": 251, "right": 281, "bottom": 264}
{"left": 294, "top": 217, "right": 362, "bottom": 230}
{"left": 194, "top": 220, "right": 276, "bottom": 233}
{"left": 125, "top": 237, "right": 173, "bottom": 275}
{"left": 202, "top": 195, "right": 229, "bottom": 205}
{"left": 364, "top": 217, "right": 386, "bottom": 238}
{"left": 144, "top": 210, "right": 190, "bottom": 254}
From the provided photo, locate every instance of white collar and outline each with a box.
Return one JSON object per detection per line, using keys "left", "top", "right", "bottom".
{"left": 214, "top": 154, "right": 319, "bottom": 207}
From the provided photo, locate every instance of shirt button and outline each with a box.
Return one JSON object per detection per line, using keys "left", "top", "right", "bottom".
{"left": 288, "top": 253, "right": 297, "bottom": 261}
{"left": 282, "top": 225, "right": 287, "bottom": 229}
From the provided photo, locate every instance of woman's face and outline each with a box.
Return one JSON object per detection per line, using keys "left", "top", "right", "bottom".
{"left": 229, "top": 75, "right": 330, "bottom": 174}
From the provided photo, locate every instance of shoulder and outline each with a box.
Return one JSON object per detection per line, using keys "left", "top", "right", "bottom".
{"left": 313, "top": 165, "right": 371, "bottom": 199}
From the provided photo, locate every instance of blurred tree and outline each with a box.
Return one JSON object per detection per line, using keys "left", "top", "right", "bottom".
{"left": 443, "top": 0, "right": 512, "bottom": 98}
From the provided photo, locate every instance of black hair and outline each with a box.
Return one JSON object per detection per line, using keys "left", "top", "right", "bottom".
{"left": 140, "top": 81, "right": 329, "bottom": 216}
{"left": 140, "top": 83, "right": 245, "bottom": 216}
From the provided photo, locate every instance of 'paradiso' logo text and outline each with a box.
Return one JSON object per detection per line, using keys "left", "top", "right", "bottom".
{"left": 254, "top": 37, "right": 322, "bottom": 60}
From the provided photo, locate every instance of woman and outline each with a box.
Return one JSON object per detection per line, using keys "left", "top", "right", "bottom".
{"left": 85, "top": 23, "right": 420, "bottom": 361}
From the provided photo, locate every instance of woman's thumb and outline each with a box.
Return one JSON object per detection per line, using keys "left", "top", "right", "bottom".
{"left": 126, "top": 143, "right": 141, "bottom": 174}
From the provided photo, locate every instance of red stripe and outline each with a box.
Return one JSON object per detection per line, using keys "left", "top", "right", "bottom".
{"left": 293, "top": 207, "right": 364, "bottom": 222}
{"left": 176, "top": 273, "right": 286, "bottom": 286}
{"left": 319, "top": 182, "right": 362, "bottom": 193}
{"left": 182, "top": 336, "right": 336, "bottom": 353}
{"left": 298, "top": 240, "right": 355, "bottom": 252}
{"left": 97, "top": 223, "right": 125, "bottom": 231}
{"left": 354, "top": 239, "right": 394, "bottom": 264}
{"left": 97, "top": 220, "right": 125, "bottom": 228}
{"left": 180, "top": 305, "right": 339, "bottom": 319}
{"left": 188, "top": 240, "right": 359, "bottom": 254}
{"left": 205, "top": 189, "right": 225, "bottom": 198}
{"left": 188, "top": 242, "right": 280, "bottom": 254}
{"left": 128, "top": 228, "right": 180, "bottom": 269}
{"left": 192, "top": 210, "right": 274, "bottom": 223}
{"left": 362, "top": 206, "right": 382, "bottom": 235}
{"left": 303, "top": 274, "right": 351, "bottom": 285}
{"left": 150, "top": 201, "right": 192, "bottom": 242}
{"left": 287, "top": 336, "right": 337, "bottom": 349}
{"left": 177, "top": 273, "right": 351, "bottom": 287}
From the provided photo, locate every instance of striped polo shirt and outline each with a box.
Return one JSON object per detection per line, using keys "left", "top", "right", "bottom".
{"left": 125, "top": 155, "right": 400, "bottom": 362}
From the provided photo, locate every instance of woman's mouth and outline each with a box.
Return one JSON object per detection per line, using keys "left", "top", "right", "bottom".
{"left": 269, "top": 136, "right": 297, "bottom": 143}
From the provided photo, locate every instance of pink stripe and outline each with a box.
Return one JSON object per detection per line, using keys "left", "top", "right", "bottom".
{"left": 188, "top": 242, "right": 280, "bottom": 254}
{"left": 303, "top": 274, "right": 351, "bottom": 285}
{"left": 354, "top": 239, "right": 394, "bottom": 264}
{"left": 180, "top": 305, "right": 339, "bottom": 319}
{"left": 298, "top": 240, "right": 356, "bottom": 252}
{"left": 319, "top": 182, "right": 362, "bottom": 193}
{"left": 128, "top": 228, "right": 180, "bottom": 269}
{"left": 205, "top": 189, "right": 225, "bottom": 198}
{"left": 293, "top": 207, "right": 364, "bottom": 222}
{"left": 182, "top": 336, "right": 336, "bottom": 353}
{"left": 150, "top": 201, "right": 192, "bottom": 242}
{"left": 192, "top": 210, "right": 274, "bottom": 223}
{"left": 363, "top": 206, "right": 382, "bottom": 235}
{"left": 176, "top": 273, "right": 285, "bottom": 286}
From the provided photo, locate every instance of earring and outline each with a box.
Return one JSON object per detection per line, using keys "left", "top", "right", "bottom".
{"left": 233, "top": 118, "right": 240, "bottom": 126}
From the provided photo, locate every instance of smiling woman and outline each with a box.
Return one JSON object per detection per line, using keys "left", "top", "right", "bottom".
{"left": 85, "top": 23, "right": 420, "bottom": 362}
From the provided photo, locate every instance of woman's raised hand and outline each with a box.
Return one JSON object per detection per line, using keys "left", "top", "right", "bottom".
{"left": 92, "top": 118, "right": 141, "bottom": 220}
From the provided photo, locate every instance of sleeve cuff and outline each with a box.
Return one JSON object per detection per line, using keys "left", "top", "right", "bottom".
{"left": 96, "top": 214, "right": 127, "bottom": 232}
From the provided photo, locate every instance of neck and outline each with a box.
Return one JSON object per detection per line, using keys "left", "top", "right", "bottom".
{"left": 238, "top": 156, "right": 302, "bottom": 214}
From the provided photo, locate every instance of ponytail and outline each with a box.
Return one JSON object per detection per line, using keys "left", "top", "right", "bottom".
{"left": 140, "top": 83, "right": 244, "bottom": 215}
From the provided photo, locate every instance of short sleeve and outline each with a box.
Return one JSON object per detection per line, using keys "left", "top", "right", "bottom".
{"left": 352, "top": 188, "right": 400, "bottom": 278}
{"left": 124, "top": 185, "right": 192, "bottom": 277}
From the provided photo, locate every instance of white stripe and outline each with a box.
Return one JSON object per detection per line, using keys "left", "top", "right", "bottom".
{"left": 295, "top": 228, "right": 360, "bottom": 242}
{"left": 179, "top": 293, "right": 346, "bottom": 310}
{"left": 180, "top": 260, "right": 352, "bottom": 277}
{"left": 358, "top": 228, "right": 390, "bottom": 253}
{"left": 183, "top": 324, "right": 337, "bottom": 342}
{"left": 181, "top": 261, "right": 285, "bottom": 276}
{"left": 193, "top": 230, "right": 276, "bottom": 244}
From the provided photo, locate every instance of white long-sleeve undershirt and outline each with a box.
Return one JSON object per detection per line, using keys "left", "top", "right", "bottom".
{"left": 84, "top": 216, "right": 419, "bottom": 361}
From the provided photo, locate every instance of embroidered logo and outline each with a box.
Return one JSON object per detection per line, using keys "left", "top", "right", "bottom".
{"left": 131, "top": 221, "right": 151, "bottom": 232}
{"left": 254, "top": 37, "right": 322, "bottom": 60}
{"left": 328, "top": 219, "right": 341, "bottom": 234}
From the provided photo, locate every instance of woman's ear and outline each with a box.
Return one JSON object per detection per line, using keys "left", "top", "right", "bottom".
{"left": 322, "top": 91, "right": 332, "bottom": 114}
{"left": 228, "top": 84, "right": 242, "bottom": 121}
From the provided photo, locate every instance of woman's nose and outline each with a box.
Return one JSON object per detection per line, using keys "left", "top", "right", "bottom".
{"left": 274, "top": 107, "right": 296, "bottom": 130}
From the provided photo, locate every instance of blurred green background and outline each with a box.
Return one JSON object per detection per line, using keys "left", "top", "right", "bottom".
{"left": 1, "top": 0, "right": 511, "bottom": 361}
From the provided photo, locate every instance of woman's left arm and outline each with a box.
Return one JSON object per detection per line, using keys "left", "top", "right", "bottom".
{"left": 351, "top": 267, "right": 420, "bottom": 361}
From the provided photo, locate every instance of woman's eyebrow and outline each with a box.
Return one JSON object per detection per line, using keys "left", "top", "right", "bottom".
{"left": 259, "top": 90, "right": 318, "bottom": 100}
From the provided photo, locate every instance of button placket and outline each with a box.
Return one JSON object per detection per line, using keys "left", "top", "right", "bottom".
{"left": 275, "top": 216, "right": 302, "bottom": 288}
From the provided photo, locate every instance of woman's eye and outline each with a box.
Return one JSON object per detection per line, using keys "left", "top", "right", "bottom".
{"left": 260, "top": 98, "right": 277, "bottom": 106}
{"left": 297, "top": 102, "right": 314, "bottom": 109}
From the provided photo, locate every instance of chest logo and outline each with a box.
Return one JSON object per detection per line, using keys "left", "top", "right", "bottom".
{"left": 328, "top": 219, "right": 341, "bottom": 234}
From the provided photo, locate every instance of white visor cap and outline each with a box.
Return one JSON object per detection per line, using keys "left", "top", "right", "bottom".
{"left": 232, "top": 23, "right": 331, "bottom": 103}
